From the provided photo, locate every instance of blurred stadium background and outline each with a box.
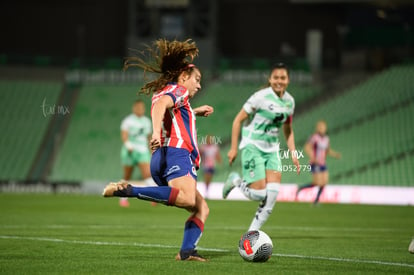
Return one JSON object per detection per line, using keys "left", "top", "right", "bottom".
{"left": 0, "top": 0, "right": 413, "bottom": 204}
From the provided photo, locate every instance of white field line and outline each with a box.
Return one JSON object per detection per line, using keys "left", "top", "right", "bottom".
{"left": 1, "top": 235, "right": 413, "bottom": 268}
{"left": 0, "top": 224, "right": 407, "bottom": 233}
{"left": 0, "top": 235, "right": 227, "bottom": 252}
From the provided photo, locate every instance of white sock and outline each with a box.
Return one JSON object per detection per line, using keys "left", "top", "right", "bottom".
{"left": 144, "top": 177, "right": 157, "bottom": 187}
{"left": 239, "top": 180, "right": 266, "bottom": 201}
{"left": 248, "top": 183, "right": 280, "bottom": 231}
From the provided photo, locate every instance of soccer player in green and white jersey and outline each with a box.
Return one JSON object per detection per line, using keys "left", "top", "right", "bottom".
{"left": 223, "top": 63, "right": 300, "bottom": 231}
{"left": 119, "top": 100, "right": 155, "bottom": 207}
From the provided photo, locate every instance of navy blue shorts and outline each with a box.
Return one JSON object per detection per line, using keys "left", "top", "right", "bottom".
{"left": 311, "top": 164, "right": 327, "bottom": 173}
{"left": 150, "top": 147, "right": 197, "bottom": 186}
{"left": 203, "top": 167, "right": 215, "bottom": 174}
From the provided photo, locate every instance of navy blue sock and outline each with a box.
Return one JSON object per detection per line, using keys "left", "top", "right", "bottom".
{"left": 314, "top": 186, "right": 324, "bottom": 204}
{"left": 181, "top": 217, "right": 204, "bottom": 251}
{"left": 115, "top": 185, "right": 179, "bottom": 206}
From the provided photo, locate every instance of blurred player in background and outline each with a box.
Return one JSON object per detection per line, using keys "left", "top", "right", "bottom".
{"left": 296, "top": 120, "right": 341, "bottom": 205}
{"left": 119, "top": 100, "right": 155, "bottom": 207}
{"left": 223, "top": 62, "right": 300, "bottom": 231}
{"left": 199, "top": 134, "right": 222, "bottom": 198}
{"left": 103, "top": 39, "right": 213, "bottom": 261}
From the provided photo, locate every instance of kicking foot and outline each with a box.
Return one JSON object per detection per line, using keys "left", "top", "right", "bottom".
{"left": 175, "top": 250, "right": 207, "bottom": 262}
{"left": 103, "top": 181, "right": 130, "bottom": 197}
{"left": 222, "top": 172, "right": 240, "bottom": 199}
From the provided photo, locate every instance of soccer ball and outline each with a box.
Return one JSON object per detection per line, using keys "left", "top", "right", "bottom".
{"left": 238, "top": 230, "right": 273, "bottom": 262}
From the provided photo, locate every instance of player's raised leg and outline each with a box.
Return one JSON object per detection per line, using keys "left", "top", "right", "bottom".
{"left": 103, "top": 180, "right": 179, "bottom": 205}
{"left": 104, "top": 148, "right": 182, "bottom": 205}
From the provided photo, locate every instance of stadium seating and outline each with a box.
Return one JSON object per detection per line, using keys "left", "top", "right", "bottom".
{"left": 0, "top": 80, "right": 62, "bottom": 180}
{"left": 327, "top": 101, "right": 414, "bottom": 185}
{"left": 281, "top": 65, "right": 414, "bottom": 186}
{"left": 292, "top": 65, "right": 414, "bottom": 145}
{"left": 338, "top": 154, "right": 414, "bottom": 186}
{"left": 49, "top": 84, "right": 150, "bottom": 182}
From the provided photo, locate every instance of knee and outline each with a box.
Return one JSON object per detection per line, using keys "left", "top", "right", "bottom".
{"left": 182, "top": 195, "right": 196, "bottom": 208}
{"left": 202, "top": 200, "right": 210, "bottom": 217}
{"left": 175, "top": 187, "right": 195, "bottom": 207}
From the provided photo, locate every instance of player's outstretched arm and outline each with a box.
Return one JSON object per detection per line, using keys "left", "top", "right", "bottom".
{"left": 194, "top": 105, "right": 214, "bottom": 117}
{"left": 328, "top": 147, "right": 341, "bottom": 159}
{"left": 283, "top": 122, "right": 300, "bottom": 174}
{"left": 228, "top": 109, "right": 248, "bottom": 166}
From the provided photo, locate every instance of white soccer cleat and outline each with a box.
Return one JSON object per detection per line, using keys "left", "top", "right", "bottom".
{"left": 222, "top": 172, "right": 241, "bottom": 199}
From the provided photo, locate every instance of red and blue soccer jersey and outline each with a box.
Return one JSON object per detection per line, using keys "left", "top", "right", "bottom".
{"left": 308, "top": 133, "right": 330, "bottom": 166}
{"left": 151, "top": 84, "right": 200, "bottom": 168}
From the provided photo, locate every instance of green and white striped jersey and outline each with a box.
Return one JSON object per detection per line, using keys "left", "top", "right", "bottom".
{"left": 121, "top": 114, "right": 152, "bottom": 153}
{"left": 239, "top": 86, "right": 295, "bottom": 153}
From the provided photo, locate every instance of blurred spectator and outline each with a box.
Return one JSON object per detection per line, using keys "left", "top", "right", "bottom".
{"left": 199, "top": 135, "right": 222, "bottom": 198}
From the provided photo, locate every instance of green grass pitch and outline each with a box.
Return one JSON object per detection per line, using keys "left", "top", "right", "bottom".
{"left": 0, "top": 193, "right": 413, "bottom": 274}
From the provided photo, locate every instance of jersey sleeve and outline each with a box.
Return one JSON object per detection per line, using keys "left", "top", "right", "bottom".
{"left": 120, "top": 117, "right": 129, "bottom": 131}
{"left": 284, "top": 93, "right": 295, "bottom": 124}
{"left": 284, "top": 115, "right": 293, "bottom": 124}
{"left": 166, "top": 86, "right": 189, "bottom": 109}
{"left": 243, "top": 92, "right": 259, "bottom": 114}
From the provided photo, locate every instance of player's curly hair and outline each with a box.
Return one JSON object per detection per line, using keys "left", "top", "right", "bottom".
{"left": 124, "top": 39, "right": 199, "bottom": 95}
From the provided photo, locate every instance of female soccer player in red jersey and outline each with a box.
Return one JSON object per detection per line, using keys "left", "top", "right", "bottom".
{"left": 296, "top": 120, "right": 341, "bottom": 205}
{"left": 103, "top": 39, "right": 213, "bottom": 261}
